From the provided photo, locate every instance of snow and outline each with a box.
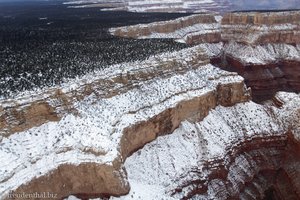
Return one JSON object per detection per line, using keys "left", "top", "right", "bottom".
{"left": 224, "top": 42, "right": 300, "bottom": 64}
{"left": 197, "top": 42, "right": 223, "bottom": 57}
{"left": 274, "top": 92, "right": 300, "bottom": 141}
{"left": 109, "top": 14, "right": 220, "bottom": 43}
{"left": 63, "top": 0, "right": 229, "bottom": 13}
{"left": 0, "top": 45, "right": 244, "bottom": 199}
{"left": 111, "top": 181, "right": 176, "bottom": 200}
{"left": 113, "top": 97, "right": 299, "bottom": 199}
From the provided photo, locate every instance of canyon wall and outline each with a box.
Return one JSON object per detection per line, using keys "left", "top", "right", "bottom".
{"left": 220, "top": 11, "right": 300, "bottom": 101}
{"left": 109, "top": 11, "right": 300, "bottom": 199}
{"left": 0, "top": 46, "right": 250, "bottom": 199}
{"left": 64, "top": 0, "right": 231, "bottom": 13}
{"left": 221, "top": 42, "right": 300, "bottom": 101}
{"left": 1, "top": 10, "right": 300, "bottom": 200}
{"left": 221, "top": 11, "right": 300, "bottom": 44}
{"left": 119, "top": 92, "right": 300, "bottom": 199}
{"left": 111, "top": 11, "right": 300, "bottom": 102}
{"left": 110, "top": 14, "right": 221, "bottom": 45}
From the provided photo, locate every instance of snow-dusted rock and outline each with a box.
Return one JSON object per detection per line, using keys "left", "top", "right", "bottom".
{"left": 1, "top": 9, "right": 300, "bottom": 200}
{"left": 0, "top": 45, "right": 250, "bottom": 199}
{"left": 115, "top": 92, "right": 300, "bottom": 199}
{"left": 221, "top": 11, "right": 300, "bottom": 45}
{"left": 110, "top": 14, "right": 221, "bottom": 44}
{"left": 63, "top": 0, "right": 231, "bottom": 13}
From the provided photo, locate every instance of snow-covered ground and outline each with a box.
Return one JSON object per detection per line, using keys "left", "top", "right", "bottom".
{"left": 63, "top": 0, "right": 230, "bottom": 13}
{"left": 190, "top": 42, "right": 300, "bottom": 65}
{"left": 109, "top": 14, "right": 221, "bottom": 43}
{"left": 64, "top": 92, "right": 300, "bottom": 199}
{"left": 224, "top": 42, "right": 300, "bottom": 64}
{"left": 0, "top": 45, "right": 244, "bottom": 199}
{"left": 110, "top": 92, "right": 300, "bottom": 199}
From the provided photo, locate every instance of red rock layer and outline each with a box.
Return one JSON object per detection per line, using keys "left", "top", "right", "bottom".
{"left": 221, "top": 56, "right": 300, "bottom": 102}
{"left": 174, "top": 134, "right": 300, "bottom": 199}
{"left": 221, "top": 11, "right": 300, "bottom": 44}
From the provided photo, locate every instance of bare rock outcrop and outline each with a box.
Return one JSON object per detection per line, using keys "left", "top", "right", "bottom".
{"left": 221, "top": 42, "right": 300, "bottom": 101}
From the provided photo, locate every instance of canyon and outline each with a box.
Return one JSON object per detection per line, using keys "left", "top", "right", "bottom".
{"left": 111, "top": 11, "right": 300, "bottom": 102}
{"left": 0, "top": 9, "right": 300, "bottom": 200}
{"left": 62, "top": 0, "right": 300, "bottom": 13}
{"left": 63, "top": 0, "right": 231, "bottom": 13}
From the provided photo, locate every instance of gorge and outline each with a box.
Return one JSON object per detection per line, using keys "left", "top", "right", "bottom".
{"left": 110, "top": 11, "right": 300, "bottom": 102}
{"left": 0, "top": 7, "right": 300, "bottom": 200}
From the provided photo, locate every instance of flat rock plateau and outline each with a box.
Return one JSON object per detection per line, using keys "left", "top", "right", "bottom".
{"left": 0, "top": 2, "right": 300, "bottom": 200}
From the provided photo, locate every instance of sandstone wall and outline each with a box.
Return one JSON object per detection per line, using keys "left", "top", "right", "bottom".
{"left": 2, "top": 10, "right": 300, "bottom": 199}
{"left": 221, "top": 11, "right": 300, "bottom": 44}
{"left": 110, "top": 14, "right": 221, "bottom": 45}
{"left": 0, "top": 46, "right": 250, "bottom": 199}
{"left": 121, "top": 92, "right": 300, "bottom": 199}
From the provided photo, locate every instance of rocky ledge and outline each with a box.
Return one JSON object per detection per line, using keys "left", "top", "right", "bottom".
{"left": 219, "top": 11, "right": 300, "bottom": 101}
{"left": 0, "top": 45, "right": 250, "bottom": 199}
{"left": 63, "top": 0, "right": 231, "bottom": 13}
{"left": 220, "top": 42, "right": 300, "bottom": 101}
{"left": 118, "top": 92, "right": 300, "bottom": 199}
{"left": 221, "top": 11, "right": 300, "bottom": 45}
{"left": 1, "top": 10, "right": 300, "bottom": 200}
{"left": 111, "top": 11, "right": 300, "bottom": 102}
{"left": 110, "top": 14, "right": 221, "bottom": 45}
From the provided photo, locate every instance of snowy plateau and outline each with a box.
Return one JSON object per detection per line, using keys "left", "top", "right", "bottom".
{"left": 63, "top": 0, "right": 230, "bottom": 13}
{"left": 0, "top": 4, "right": 300, "bottom": 200}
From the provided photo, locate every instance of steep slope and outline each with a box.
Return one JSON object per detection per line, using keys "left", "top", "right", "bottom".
{"left": 220, "top": 11, "right": 300, "bottom": 101}
{"left": 221, "top": 42, "right": 300, "bottom": 101}
{"left": 110, "top": 14, "right": 221, "bottom": 45}
{"left": 110, "top": 10, "right": 300, "bottom": 102}
{"left": 114, "top": 92, "right": 300, "bottom": 199}
{"left": 0, "top": 45, "right": 250, "bottom": 199}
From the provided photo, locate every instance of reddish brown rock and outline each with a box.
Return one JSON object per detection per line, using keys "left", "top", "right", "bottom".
{"left": 221, "top": 11, "right": 300, "bottom": 44}
{"left": 12, "top": 163, "right": 129, "bottom": 200}
{"left": 220, "top": 55, "right": 300, "bottom": 102}
{"left": 110, "top": 14, "right": 221, "bottom": 45}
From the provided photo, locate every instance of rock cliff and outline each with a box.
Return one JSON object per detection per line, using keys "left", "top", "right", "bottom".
{"left": 220, "top": 42, "right": 300, "bottom": 101}
{"left": 111, "top": 11, "right": 300, "bottom": 102}
{"left": 63, "top": 0, "right": 231, "bottom": 13}
{"left": 221, "top": 11, "right": 300, "bottom": 44}
{"left": 0, "top": 45, "right": 250, "bottom": 199}
{"left": 110, "top": 14, "right": 221, "bottom": 45}
{"left": 118, "top": 92, "right": 300, "bottom": 199}
{"left": 219, "top": 11, "right": 300, "bottom": 101}
{"left": 1, "top": 9, "right": 300, "bottom": 200}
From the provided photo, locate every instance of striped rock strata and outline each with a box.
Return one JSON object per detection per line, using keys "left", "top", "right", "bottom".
{"left": 0, "top": 45, "right": 250, "bottom": 199}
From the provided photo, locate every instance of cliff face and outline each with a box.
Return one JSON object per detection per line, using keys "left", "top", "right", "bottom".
{"left": 64, "top": 0, "right": 231, "bottom": 13}
{"left": 0, "top": 45, "right": 250, "bottom": 199}
{"left": 221, "top": 42, "right": 300, "bottom": 101}
{"left": 205, "top": 11, "right": 300, "bottom": 102}
{"left": 1, "top": 10, "right": 300, "bottom": 200}
{"left": 110, "top": 14, "right": 221, "bottom": 45}
{"left": 221, "top": 11, "right": 300, "bottom": 44}
{"left": 219, "top": 11, "right": 300, "bottom": 101}
{"left": 109, "top": 11, "right": 300, "bottom": 199}
{"left": 118, "top": 92, "right": 300, "bottom": 199}
{"left": 111, "top": 11, "right": 300, "bottom": 102}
